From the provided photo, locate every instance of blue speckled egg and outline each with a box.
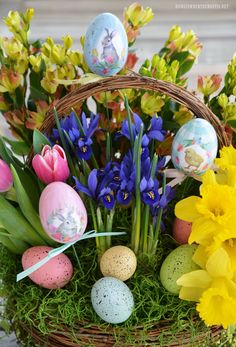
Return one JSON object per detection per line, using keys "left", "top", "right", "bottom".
{"left": 171, "top": 118, "right": 218, "bottom": 176}
{"left": 84, "top": 13, "right": 128, "bottom": 76}
{"left": 91, "top": 277, "right": 134, "bottom": 324}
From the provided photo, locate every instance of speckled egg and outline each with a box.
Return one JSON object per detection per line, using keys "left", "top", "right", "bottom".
{"left": 160, "top": 244, "right": 199, "bottom": 294}
{"left": 91, "top": 277, "right": 134, "bottom": 324}
{"left": 84, "top": 13, "right": 128, "bottom": 76}
{"left": 39, "top": 182, "right": 87, "bottom": 243}
{"left": 171, "top": 118, "right": 218, "bottom": 176}
{"left": 172, "top": 217, "right": 192, "bottom": 244}
{"left": 100, "top": 246, "right": 137, "bottom": 281}
{"left": 22, "top": 246, "right": 73, "bottom": 289}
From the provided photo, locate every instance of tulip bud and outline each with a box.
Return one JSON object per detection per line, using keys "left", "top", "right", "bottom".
{"left": 32, "top": 145, "right": 70, "bottom": 184}
{"left": 0, "top": 159, "right": 13, "bottom": 192}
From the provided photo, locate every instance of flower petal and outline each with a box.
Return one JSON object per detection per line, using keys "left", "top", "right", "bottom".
{"left": 177, "top": 270, "right": 211, "bottom": 289}
{"left": 32, "top": 154, "right": 54, "bottom": 184}
{"left": 206, "top": 248, "right": 233, "bottom": 279}
{"left": 179, "top": 286, "right": 205, "bottom": 302}
{"left": 175, "top": 196, "right": 201, "bottom": 222}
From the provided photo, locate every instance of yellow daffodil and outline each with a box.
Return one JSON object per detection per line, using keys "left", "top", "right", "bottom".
{"left": 197, "top": 279, "right": 236, "bottom": 329}
{"left": 215, "top": 145, "right": 236, "bottom": 170}
{"left": 175, "top": 176, "right": 236, "bottom": 247}
{"left": 177, "top": 248, "right": 236, "bottom": 328}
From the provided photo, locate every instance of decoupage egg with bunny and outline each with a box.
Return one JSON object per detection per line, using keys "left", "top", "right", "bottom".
{"left": 84, "top": 13, "right": 128, "bottom": 76}
{"left": 171, "top": 118, "right": 218, "bottom": 176}
{"left": 39, "top": 182, "right": 87, "bottom": 243}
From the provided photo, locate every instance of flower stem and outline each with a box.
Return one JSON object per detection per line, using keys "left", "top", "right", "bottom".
{"left": 153, "top": 171, "right": 166, "bottom": 253}
{"left": 124, "top": 96, "right": 134, "bottom": 146}
{"left": 132, "top": 125, "right": 143, "bottom": 254}
{"left": 72, "top": 245, "right": 84, "bottom": 276}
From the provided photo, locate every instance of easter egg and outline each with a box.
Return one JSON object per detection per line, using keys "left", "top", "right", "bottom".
{"left": 91, "top": 277, "right": 134, "bottom": 324}
{"left": 100, "top": 246, "right": 137, "bottom": 281}
{"left": 171, "top": 119, "right": 218, "bottom": 176}
{"left": 160, "top": 244, "right": 199, "bottom": 294}
{"left": 22, "top": 246, "right": 73, "bottom": 289}
{"left": 84, "top": 13, "right": 128, "bottom": 76}
{"left": 172, "top": 217, "right": 192, "bottom": 244}
{"left": 39, "top": 182, "right": 87, "bottom": 243}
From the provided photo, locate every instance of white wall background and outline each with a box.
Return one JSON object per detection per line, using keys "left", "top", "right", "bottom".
{"left": 0, "top": 0, "right": 235, "bottom": 134}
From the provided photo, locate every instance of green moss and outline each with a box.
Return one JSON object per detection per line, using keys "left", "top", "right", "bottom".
{"left": 0, "top": 237, "right": 222, "bottom": 347}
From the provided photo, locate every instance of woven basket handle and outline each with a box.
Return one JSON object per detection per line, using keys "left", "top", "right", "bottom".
{"left": 42, "top": 75, "right": 229, "bottom": 147}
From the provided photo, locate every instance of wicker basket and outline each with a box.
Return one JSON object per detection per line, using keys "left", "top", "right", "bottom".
{"left": 22, "top": 75, "right": 229, "bottom": 346}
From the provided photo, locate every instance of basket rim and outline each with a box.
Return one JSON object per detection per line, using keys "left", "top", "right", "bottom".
{"left": 42, "top": 74, "right": 229, "bottom": 147}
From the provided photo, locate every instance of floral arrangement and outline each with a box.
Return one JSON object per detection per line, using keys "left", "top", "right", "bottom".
{"left": 0, "top": 3, "right": 236, "bottom": 346}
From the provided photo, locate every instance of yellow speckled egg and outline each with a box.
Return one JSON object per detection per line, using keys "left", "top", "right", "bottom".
{"left": 100, "top": 246, "right": 137, "bottom": 281}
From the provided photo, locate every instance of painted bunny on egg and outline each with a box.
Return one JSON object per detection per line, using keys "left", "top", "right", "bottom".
{"left": 101, "top": 28, "right": 119, "bottom": 62}
{"left": 48, "top": 207, "right": 79, "bottom": 239}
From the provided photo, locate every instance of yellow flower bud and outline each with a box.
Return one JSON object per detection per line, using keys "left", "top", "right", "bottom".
{"left": 51, "top": 45, "right": 66, "bottom": 65}
{"left": 67, "top": 51, "right": 83, "bottom": 66}
{"left": 0, "top": 67, "right": 22, "bottom": 93}
{"left": 62, "top": 35, "right": 73, "bottom": 50}
{"left": 198, "top": 75, "right": 222, "bottom": 97}
{"left": 80, "top": 36, "right": 85, "bottom": 49}
{"left": 124, "top": 3, "right": 154, "bottom": 28}
{"left": 3, "top": 9, "right": 33, "bottom": 46}
{"left": 0, "top": 93, "right": 10, "bottom": 111}
{"left": 24, "top": 8, "right": 34, "bottom": 23}
{"left": 0, "top": 37, "right": 23, "bottom": 60}
{"left": 174, "top": 105, "right": 193, "bottom": 126}
{"left": 141, "top": 92, "right": 164, "bottom": 115}
{"left": 29, "top": 55, "right": 43, "bottom": 73}
{"left": 41, "top": 70, "right": 58, "bottom": 94}
{"left": 218, "top": 94, "right": 228, "bottom": 109}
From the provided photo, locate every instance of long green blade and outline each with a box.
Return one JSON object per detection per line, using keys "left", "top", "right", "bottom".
{"left": 11, "top": 165, "right": 55, "bottom": 246}
{"left": 0, "top": 195, "right": 45, "bottom": 245}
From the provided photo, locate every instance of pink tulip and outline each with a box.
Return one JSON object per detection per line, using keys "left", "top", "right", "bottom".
{"left": 32, "top": 145, "right": 70, "bottom": 184}
{"left": 0, "top": 159, "right": 13, "bottom": 192}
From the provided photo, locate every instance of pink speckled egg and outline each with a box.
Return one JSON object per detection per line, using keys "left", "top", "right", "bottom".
{"left": 22, "top": 246, "right": 73, "bottom": 289}
{"left": 172, "top": 217, "right": 192, "bottom": 244}
{"left": 39, "top": 182, "right": 87, "bottom": 243}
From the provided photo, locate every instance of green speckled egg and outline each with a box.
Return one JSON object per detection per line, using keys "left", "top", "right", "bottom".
{"left": 160, "top": 244, "right": 199, "bottom": 294}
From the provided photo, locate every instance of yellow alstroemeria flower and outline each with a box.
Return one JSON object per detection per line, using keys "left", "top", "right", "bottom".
{"left": 177, "top": 248, "right": 236, "bottom": 328}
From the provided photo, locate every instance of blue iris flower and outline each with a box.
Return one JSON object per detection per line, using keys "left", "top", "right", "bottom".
{"left": 51, "top": 111, "right": 100, "bottom": 161}
{"left": 140, "top": 177, "right": 160, "bottom": 206}
{"left": 73, "top": 166, "right": 116, "bottom": 210}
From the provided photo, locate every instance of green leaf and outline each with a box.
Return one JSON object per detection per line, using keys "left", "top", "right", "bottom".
{"left": 0, "top": 137, "right": 23, "bottom": 167}
{"left": 33, "top": 129, "right": 51, "bottom": 154}
{"left": 2, "top": 137, "right": 30, "bottom": 156}
{"left": 177, "top": 59, "right": 195, "bottom": 77}
{"left": 170, "top": 51, "right": 189, "bottom": 64}
{"left": 15, "top": 86, "right": 24, "bottom": 108}
{"left": 158, "top": 47, "right": 170, "bottom": 57}
{"left": 11, "top": 165, "right": 55, "bottom": 246}
{"left": 0, "top": 228, "right": 29, "bottom": 254}
{"left": 0, "top": 195, "right": 45, "bottom": 245}
{"left": 227, "top": 120, "right": 236, "bottom": 128}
